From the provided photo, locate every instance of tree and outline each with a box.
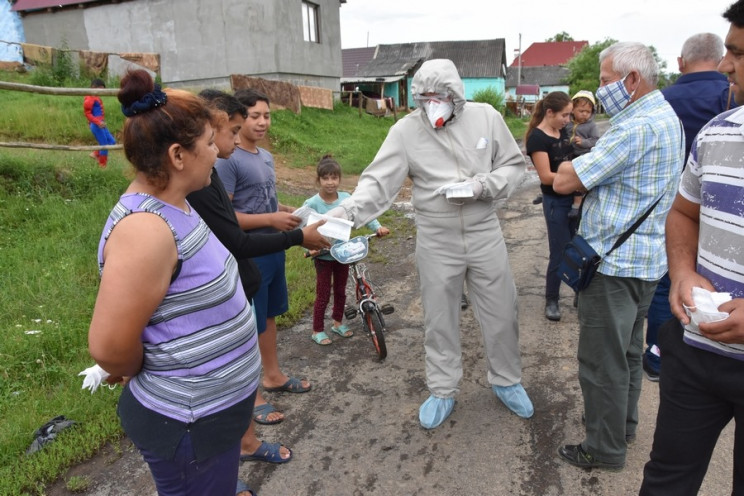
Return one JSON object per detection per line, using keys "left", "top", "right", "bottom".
{"left": 565, "top": 39, "right": 616, "bottom": 96}
{"left": 546, "top": 32, "right": 574, "bottom": 42}
{"left": 566, "top": 39, "right": 675, "bottom": 95}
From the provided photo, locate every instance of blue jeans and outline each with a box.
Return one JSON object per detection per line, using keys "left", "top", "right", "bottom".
{"left": 645, "top": 272, "right": 671, "bottom": 363}
{"left": 542, "top": 194, "right": 577, "bottom": 301}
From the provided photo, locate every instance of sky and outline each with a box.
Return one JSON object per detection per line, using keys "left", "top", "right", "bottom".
{"left": 339, "top": 0, "right": 735, "bottom": 73}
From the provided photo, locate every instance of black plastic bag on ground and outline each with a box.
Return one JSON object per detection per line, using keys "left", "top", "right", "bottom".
{"left": 26, "top": 415, "right": 78, "bottom": 455}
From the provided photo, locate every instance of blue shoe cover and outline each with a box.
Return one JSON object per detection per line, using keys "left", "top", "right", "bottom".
{"left": 493, "top": 383, "right": 534, "bottom": 418}
{"left": 419, "top": 395, "right": 455, "bottom": 429}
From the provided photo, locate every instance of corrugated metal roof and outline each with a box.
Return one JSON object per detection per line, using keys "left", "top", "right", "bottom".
{"left": 505, "top": 66, "right": 570, "bottom": 87}
{"left": 354, "top": 39, "right": 506, "bottom": 79}
{"left": 342, "top": 47, "right": 377, "bottom": 78}
{"left": 12, "top": 0, "right": 101, "bottom": 11}
{"left": 509, "top": 41, "right": 588, "bottom": 67}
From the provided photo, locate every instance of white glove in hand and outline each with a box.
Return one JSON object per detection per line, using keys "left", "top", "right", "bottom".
{"left": 326, "top": 206, "right": 349, "bottom": 220}
{"left": 79, "top": 364, "right": 111, "bottom": 394}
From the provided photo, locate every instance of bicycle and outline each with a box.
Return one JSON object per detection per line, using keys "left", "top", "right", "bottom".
{"left": 306, "top": 233, "right": 394, "bottom": 360}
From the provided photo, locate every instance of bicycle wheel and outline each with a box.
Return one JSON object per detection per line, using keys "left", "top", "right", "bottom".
{"left": 362, "top": 304, "right": 387, "bottom": 360}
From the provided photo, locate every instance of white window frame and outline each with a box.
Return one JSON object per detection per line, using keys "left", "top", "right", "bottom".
{"left": 302, "top": 1, "right": 320, "bottom": 43}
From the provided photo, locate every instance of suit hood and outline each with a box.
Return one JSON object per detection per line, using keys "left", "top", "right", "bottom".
{"left": 411, "top": 59, "right": 466, "bottom": 123}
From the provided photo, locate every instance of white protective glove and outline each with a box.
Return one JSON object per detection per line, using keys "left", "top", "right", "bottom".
{"left": 78, "top": 364, "right": 112, "bottom": 394}
{"left": 326, "top": 206, "right": 349, "bottom": 220}
{"left": 434, "top": 179, "right": 483, "bottom": 203}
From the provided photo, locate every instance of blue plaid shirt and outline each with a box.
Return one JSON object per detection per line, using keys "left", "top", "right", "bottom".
{"left": 573, "top": 90, "right": 683, "bottom": 280}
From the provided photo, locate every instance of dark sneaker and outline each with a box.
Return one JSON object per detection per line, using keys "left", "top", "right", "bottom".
{"left": 532, "top": 194, "right": 543, "bottom": 205}
{"left": 557, "top": 444, "right": 624, "bottom": 471}
{"left": 545, "top": 300, "right": 561, "bottom": 321}
{"left": 642, "top": 353, "right": 660, "bottom": 382}
{"left": 460, "top": 294, "right": 469, "bottom": 310}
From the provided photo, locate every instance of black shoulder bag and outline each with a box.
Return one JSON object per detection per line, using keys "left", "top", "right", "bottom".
{"left": 559, "top": 194, "right": 663, "bottom": 292}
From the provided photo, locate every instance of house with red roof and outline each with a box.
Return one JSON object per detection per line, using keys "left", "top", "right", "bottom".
{"left": 506, "top": 41, "right": 588, "bottom": 103}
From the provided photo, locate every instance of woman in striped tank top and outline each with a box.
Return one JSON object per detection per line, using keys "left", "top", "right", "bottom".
{"left": 88, "top": 69, "right": 259, "bottom": 496}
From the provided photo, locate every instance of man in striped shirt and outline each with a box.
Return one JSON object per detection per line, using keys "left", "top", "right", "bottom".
{"left": 640, "top": 2, "right": 744, "bottom": 493}
{"left": 553, "top": 42, "right": 684, "bottom": 470}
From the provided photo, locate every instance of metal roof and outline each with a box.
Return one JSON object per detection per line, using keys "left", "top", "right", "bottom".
{"left": 509, "top": 41, "right": 588, "bottom": 67}
{"left": 352, "top": 39, "right": 506, "bottom": 79}
{"left": 506, "top": 66, "right": 570, "bottom": 88}
{"left": 12, "top": 0, "right": 102, "bottom": 11}
{"left": 342, "top": 47, "right": 377, "bottom": 78}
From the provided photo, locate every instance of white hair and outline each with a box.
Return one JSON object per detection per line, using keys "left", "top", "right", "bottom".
{"left": 600, "top": 41, "right": 659, "bottom": 87}
{"left": 681, "top": 33, "right": 724, "bottom": 63}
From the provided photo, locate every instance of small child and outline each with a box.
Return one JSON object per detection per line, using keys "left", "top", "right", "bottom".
{"left": 83, "top": 79, "right": 117, "bottom": 168}
{"left": 303, "top": 155, "right": 390, "bottom": 345}
{"left": 565, "top": 90, "right": 601, "bottom": 219}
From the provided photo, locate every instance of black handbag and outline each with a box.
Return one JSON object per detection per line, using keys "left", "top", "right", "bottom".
{"left": 559, "top": 194, "right": 663, "bottom": 292}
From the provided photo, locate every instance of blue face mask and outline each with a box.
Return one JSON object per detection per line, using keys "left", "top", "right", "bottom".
{"left": 596, "top": 75, "right": 635, "bottom": 117}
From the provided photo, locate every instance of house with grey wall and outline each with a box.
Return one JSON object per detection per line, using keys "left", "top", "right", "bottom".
{"left": 342, "top": 39, "right": 507, "bottom": 109}
{"left": 11, "top": 0, "right": 346, "bottom": 91}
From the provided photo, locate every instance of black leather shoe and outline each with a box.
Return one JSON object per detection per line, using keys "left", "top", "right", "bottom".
{"left": 545, "top": 300, "right": 561, "bottom": 321}
{"left": 557, "top": 444, "right": 623, "bottom": 470}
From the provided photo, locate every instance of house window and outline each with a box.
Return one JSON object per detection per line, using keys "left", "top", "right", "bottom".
{"left": 302, "top": 1, "right": 320, "bottom": 43}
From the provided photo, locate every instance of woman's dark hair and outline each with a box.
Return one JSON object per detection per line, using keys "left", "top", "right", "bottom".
{"left": 316, "top": 154, "right": 342, "bottom": 181}
{"left": 90, "top": 78, "right": 105, "bottom": 88}
{"left": 524, "top": 91, "right": 572, "bottom": 142}
{"left": 118, "top": 69, "right": 211, "bottom": 190}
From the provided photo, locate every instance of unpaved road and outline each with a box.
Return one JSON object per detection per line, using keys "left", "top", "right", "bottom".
{"left": 46, "top": 168, "right": 735, "bottom": 496}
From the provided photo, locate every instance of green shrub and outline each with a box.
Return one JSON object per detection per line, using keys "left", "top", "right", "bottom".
{"left": 471, "top": 86, "right": 506, "bottom": 114}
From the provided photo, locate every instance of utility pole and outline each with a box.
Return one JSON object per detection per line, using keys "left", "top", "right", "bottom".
{"left": 517, "top": 33, "right": 522, "bottom": 88}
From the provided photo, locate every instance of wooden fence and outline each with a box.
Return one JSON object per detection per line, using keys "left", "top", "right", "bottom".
{"left": 0, "top": 80, "right": 123, "bottom": 152}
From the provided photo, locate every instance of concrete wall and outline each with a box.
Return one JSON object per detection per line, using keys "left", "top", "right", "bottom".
{"left": 19, "top": 0, "right": 343, "bottom": 90}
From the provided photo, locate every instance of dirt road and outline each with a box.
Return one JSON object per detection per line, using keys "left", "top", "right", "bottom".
{"left": 46, "top": 170, "right": 735, "bottom": 496}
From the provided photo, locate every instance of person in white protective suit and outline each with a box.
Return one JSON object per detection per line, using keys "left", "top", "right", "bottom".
{"left": 329, "top": 59, "right": 533, "bottom": 428}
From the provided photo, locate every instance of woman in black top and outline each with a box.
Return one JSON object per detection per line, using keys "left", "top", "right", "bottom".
{"left": 525, "top": 91, "right": 576, "bottom": 322}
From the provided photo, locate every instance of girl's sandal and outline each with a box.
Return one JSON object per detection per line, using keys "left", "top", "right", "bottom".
{"left": 331, "top": 324, "right": 353, "bottom": 338}
{"left": 311, "top": 331, "right": 332, "bottom": 345}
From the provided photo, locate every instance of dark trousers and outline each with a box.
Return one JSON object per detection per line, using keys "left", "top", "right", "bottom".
{"left": 140, "top": 432, "right": 241, "bottom": 496}
{"left": 640, "top": 319, "right": 744, "bottom": 495}
{"left": 313, "top": 258, "right": 350, "bottom": 332}
{"left": 542, "top": 194, "right": 577, "bottom": 301}
{"left": 645, "top": 272, "right": 672, "bottom": 350}
{"left": 578, "top": 273, "right": 657, "bottom": 464}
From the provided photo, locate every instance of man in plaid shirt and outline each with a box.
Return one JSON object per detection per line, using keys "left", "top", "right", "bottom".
{"left": 553, "top": 41, "right": 684, "bottom": 470}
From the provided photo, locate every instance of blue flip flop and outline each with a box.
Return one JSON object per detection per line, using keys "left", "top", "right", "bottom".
{"left": 236, "top": 480, "right": 256, "bottom": 495}
{"left": 252, "top": 403, "right": 283, "bottom": 425}
{"left": 239, "top": 441, "right": 293, "bottom": 464}
{"left": 264, "top": 377, "right": 312, "bottom": 393}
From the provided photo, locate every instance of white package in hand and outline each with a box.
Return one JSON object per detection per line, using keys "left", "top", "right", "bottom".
{"left": 291, "top": 205, "right": 313, "bottom": 228}
{"left": 445, "top": 182, "right": 474, "bottom": 199}
{"left": 684, "top": 287, "right": 731, "bottom": 329}
{"left": 307, "top": 211, "right": 354, "bottom": 241}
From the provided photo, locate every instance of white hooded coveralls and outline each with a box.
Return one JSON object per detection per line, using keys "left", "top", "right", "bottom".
{"left": 340, "top": 59, "right": 527, "bottom": 397}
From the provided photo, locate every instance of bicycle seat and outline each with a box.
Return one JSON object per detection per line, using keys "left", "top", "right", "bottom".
{"left": 330, "top": 236, "right": 369, "bottom": 264}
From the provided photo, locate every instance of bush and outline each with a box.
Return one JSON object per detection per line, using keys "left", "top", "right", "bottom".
{"left": 471, "top": 86, "right": 505, "bottom": 114}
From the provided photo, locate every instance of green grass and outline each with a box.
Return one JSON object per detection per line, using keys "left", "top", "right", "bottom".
{"left": 0, "top": 69, "right": 528, "bottom": 494}
{"left": 270, "top": 102, "right": 399, "bottom": 174}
